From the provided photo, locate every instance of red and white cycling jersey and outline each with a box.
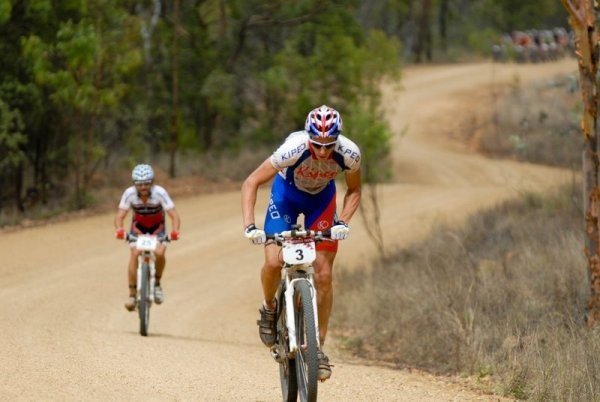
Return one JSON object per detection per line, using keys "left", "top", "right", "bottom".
{"left": 270, "top": 131, "right": 361, "bottom": 194}
{"left": 118, "top": 185, "right": 175, "bottom": 231}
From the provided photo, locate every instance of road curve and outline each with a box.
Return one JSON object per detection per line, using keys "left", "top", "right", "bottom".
{"left": 0, "top": 58, "right": 576, "bottom": 401}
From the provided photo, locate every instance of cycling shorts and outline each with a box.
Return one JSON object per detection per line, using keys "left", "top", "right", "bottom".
{"left": 130, "top": 221, "right": 165, "bottom": 235}
{"left": 128, "top": 222, "right": 168, "bottom": 248}
{"left": 264, "top": 175, "right": 338, "bottom": 252}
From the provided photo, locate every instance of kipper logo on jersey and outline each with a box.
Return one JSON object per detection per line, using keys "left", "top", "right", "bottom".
{"left": 295, "top": 166, "right": 337, "bottom": 180}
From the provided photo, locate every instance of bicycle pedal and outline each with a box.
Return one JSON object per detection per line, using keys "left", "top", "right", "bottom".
{"left": 270, "top": 346, "right": 283, "bottom": 363}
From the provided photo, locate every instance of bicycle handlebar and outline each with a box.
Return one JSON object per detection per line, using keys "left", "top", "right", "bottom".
{"left": 126, "top": 233, "right": 170, "bottom": 243}
{"left": 266, "top": 228, "right": 331, "bottom": 242}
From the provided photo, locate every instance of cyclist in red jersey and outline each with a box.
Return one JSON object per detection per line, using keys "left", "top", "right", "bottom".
{"left": 114, "top": 164, "right": 181, "bottom": 311}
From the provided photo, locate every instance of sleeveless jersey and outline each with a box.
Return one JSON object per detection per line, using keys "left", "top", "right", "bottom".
{"left": 118, "top": 185, "right": 175, "bottom": 229}
{"left": 270, "top": 131, "right": 361, "bottom": 194}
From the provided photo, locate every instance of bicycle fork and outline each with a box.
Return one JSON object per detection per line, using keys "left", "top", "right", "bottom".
{"left": 283, "top": 277, "right": 321, "bottom": 356}
{"left": 136, "top": 253, "right": 156, "bottom": 304}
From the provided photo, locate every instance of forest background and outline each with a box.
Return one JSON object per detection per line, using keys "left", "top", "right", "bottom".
{"left": 0, "top": 0, "right": 568, "bottom": 222}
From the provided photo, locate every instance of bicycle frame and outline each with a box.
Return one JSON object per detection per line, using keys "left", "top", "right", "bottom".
{"left": 137, "top": 246, "right": 156, "bottom": 305}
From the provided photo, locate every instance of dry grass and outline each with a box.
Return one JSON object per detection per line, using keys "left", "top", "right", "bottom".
{"left": 333, "top": 69, "right": 597, "bottom": 400}
{"left": 333, "top": 184, "right": 600, "bottom": 400}
{"left": 451, "top": 72, "right": 581, "bottom": 170}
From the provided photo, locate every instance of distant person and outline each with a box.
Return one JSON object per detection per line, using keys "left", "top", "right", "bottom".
{"left": 114, "top": 164, "right": 180, "bottom": 311}
{"left": 241, "top": 105, "right": 362, "bottom": 381}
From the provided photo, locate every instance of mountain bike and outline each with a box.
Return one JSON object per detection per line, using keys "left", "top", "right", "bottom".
{"left": 126, "top": 233, "right": 169, "bottom": 336}
{"left": 267, "top": 225, "right": 330, "bottom": 402}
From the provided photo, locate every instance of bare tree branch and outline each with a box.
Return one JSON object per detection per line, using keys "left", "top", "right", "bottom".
{"left": 561, "top": 0, "right": 594, "bottom": 26}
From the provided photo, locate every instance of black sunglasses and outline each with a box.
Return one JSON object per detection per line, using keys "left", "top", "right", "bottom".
{"left": 309, "top": 139, "right": 337, "bottom": 150}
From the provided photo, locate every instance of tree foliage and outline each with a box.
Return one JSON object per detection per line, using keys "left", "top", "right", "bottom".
{"left": 0, "top": 0, "right": 569, "bottom": 214}
{"left": 0, "top": 98, "right": 26, "bottom": 172}
{"left": 358, "top": 0, "right": 568, "bottom": 61}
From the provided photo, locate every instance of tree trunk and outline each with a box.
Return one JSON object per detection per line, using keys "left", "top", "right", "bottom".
{"left": 561, "top": 0, "right": 600, "bottom": 327}
{"left": 169, "top": 0, "right": 180, "bottom": 178}
{"left": 413, "top": 0, "right": 432, "bottom": 63}
{"left": 439, "top": 0, "right": 449, "bottom": 54}
{"left": 15, "top": 163, "right": 24, "bottom": 213}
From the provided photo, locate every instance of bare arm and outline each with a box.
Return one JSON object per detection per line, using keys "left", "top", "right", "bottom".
{"left": 166, "top": 208, "right": 181, "bottom": 232}
{"left": 241, "top": 158, "right": 279, "bottom": 229}
{"left": 338, "top": 168, "right": 362, "bottom": 224}
{"left": 114, "top": 209, "right": 128, "bottom": 230}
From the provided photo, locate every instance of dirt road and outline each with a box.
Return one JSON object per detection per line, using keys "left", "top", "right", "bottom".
{"left": 0, "top": 58, "right": 576, "bottom": 401}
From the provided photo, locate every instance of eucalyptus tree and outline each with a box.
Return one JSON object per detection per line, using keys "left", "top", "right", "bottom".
{"left": 357, "top": 0, "right": 568, "bottom": 61}
{"left": 22, "top": 1, "right": 143, "bottom": 208}
{"left": 0, "top": 0, "right": 403, "bottom": 217}
{"left": 173, "top": 0, "right": 401, "bottom": 150}
{"left": 0, "top": 0, "right": 76, "bottom": 210}
{"left": 561, "top": 0, "right": 600, "bottom": 327}
{"left": 0, "top": 99, "right": 26, "bottom": 210}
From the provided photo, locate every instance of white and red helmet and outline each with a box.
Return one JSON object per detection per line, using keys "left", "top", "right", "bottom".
{"left": 304, "top": 105, "right": 343, "bottom": 138}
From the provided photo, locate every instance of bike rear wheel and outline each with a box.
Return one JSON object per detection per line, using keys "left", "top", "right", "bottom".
{"left": 278, "top": 285, "right": 298, "bottom": 402}
{"left": 139, "top": 263, "right": 151, "bottom": 336}
{"left": 294, "top": 280, "right": 318, "bottom": 402}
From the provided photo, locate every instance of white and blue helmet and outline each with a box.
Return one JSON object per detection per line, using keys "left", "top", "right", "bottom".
{"left": 305, "top": 105, "right": 343, "bottom": 138}
{"left": 131, "top": 164, "right": 154, "bottom": 183}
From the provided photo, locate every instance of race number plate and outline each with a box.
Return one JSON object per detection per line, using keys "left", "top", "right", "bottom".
{"left": 282, "top": 239, "right": 316, "bottom": 265}
{"left": 136, "top": 235, "right": 158, "bottom": 251}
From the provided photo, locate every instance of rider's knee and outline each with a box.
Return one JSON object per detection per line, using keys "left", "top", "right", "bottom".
{"left": 263, "top": 259, "right": 280, "bottom": 273}
{"left": 263, "top": 246, "right": 281, "bottom": 271}
{"left": 263, "top": 252, "right": 281, "bottom": 272}
{"left": 315, "top": 273, "right": 333, "bottom": 289}
{"left": 314, "top": 265, "right": 333, "bottom": 288}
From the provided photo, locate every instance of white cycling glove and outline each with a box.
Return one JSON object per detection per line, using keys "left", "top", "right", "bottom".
{"left": 244, "top": 224, "right": 267, "bottom": 245}
{"left": 330, "top": 220, "right": 350, "bottom": 240}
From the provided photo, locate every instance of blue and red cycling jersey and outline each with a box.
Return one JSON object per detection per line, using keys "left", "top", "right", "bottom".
{"left": 265, "top": 131, "right": 361, "bottom": 252}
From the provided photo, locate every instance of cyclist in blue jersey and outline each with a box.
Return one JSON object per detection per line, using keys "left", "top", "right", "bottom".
{"left": 241, "top": 105, "right": 362, "bottom": 381}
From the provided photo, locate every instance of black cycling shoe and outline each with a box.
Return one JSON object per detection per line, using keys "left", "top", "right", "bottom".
{"left": 257, "top": 303, "right": 277, "bottom": 347}
{"left": 317, "top": 350, "right": 332, "bottom": 381}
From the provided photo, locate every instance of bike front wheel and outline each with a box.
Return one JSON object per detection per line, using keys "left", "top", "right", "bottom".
{"left": 294, "top": 280, "right": 318, "bottom": 402}
{"left": 278, "top": 285, "right": 298, "bottom": 402}
{"left": 138, "top": 263, "right": 151, "bottom": 336}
